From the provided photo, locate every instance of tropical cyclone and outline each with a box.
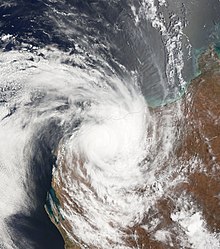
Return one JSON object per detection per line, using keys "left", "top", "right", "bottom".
{"left": 46, "top": 48, "right": 220, "bottom": 249}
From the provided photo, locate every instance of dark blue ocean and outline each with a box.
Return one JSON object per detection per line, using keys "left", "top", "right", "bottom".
{"left": 1, "top": 0, "right": 220, "bottom": 248}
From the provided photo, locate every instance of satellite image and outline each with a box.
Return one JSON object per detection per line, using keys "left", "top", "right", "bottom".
{"left": 0, "top": 0, "right": 220, "bottom": 249}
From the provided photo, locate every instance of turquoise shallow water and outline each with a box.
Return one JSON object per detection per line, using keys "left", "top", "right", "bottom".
{"left": 149, "top": 41, "right": 220, "bottom": 108}
{"left": 192, "top": 43, "right": 220, "bottom": 78}
{"left": 45, "top": 188, "right": 64, "bottom": 224}
{"left": 215, "top": 45, "right": 220, "bottom": 58}
{"left": 1, "top": 1, "right": 220, "bottom": 249}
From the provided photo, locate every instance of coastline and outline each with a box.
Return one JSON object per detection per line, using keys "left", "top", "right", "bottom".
{"left": 45, "top": 46, "right": 220, "bottom": 249}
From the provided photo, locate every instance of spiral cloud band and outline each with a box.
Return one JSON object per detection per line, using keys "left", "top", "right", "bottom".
{"left": 0, "top": 47, "right": 179, "bottom": 248}
{"left": 1, "top": 0, "right": 220, "bottom": 248}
